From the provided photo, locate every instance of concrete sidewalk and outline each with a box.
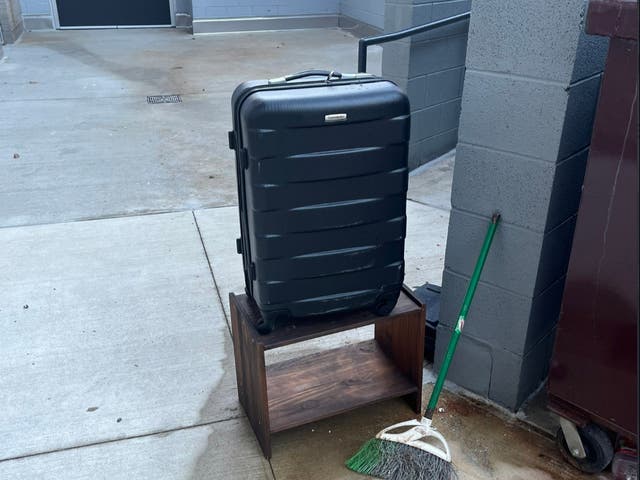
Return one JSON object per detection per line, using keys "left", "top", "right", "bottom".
{"left": 0, "top": 28, "right": 608, "bottom": 480}
{"left": 0, "top": 200, "right": 447, "bottom": 479}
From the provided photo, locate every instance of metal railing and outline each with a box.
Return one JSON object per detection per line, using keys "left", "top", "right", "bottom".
{"left": 357, "top": 12, "right": 471, "bottom": 73}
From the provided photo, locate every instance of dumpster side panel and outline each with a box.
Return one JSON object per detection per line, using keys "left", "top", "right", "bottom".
{"left": 548, "top": 6, "right": 638, "bottom": 440}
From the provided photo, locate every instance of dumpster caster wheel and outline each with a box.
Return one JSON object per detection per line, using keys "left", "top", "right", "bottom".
{"left": 556, "top": 423, "right": 614, "bottom": 473}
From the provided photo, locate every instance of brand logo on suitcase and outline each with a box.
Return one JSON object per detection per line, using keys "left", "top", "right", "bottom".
{"left": 324, "top": 113, "right": 347, "bottom": 122}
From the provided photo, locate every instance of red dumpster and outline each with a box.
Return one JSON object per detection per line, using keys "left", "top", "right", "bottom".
{"left": 547, "top": 0, "right": 638, "bottom": 476}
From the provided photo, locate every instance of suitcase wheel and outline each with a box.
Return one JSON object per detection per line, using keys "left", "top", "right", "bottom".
{"left": 256, "top": 310, "right": 290, "bottom": 334}
{"left": 254, "top": 318, "right": 274, "bottom": 334}
{"left": 371, "top": 292, "right": 400, "bottom": 317}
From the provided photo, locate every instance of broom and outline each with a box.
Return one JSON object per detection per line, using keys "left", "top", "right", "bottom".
{"left": 346, "top": 213, "right": 501, "bottom": 480}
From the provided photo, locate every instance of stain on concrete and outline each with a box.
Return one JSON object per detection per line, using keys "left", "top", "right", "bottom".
{"left": 426, "top": 387, "right": 613, "bottom": 479}
{"left": 43, "top": 41, "right": 167, "bottom": 89}
{"left": 264, "top": 379, "right": 613, "bottom": 479}
{"left": 187, "top": 329, "right": 271, "bottom": 479}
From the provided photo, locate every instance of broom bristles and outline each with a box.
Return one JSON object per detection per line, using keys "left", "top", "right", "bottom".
{"left": 346, "top": 438, "right": 457, "bottom": 480}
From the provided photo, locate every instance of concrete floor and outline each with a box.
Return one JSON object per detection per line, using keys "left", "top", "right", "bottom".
{"left": 0, "top": 27, "right": 381, "bottom": 227}
{"left": 0, "top": 28, "right": 609, "bottom": 479}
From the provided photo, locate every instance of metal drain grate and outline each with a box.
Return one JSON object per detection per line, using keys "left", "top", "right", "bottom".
{"left": 147, "top": 95, "right": 182, "bottom": 104}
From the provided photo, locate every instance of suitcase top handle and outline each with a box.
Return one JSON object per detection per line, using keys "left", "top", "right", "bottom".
{"left": 268, "top": 70, "right": 374, "bottom": 85}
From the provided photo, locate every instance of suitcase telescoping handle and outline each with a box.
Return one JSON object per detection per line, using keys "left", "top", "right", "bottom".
{"left": 268, "top": 69, "right": 374, "bottom": 84}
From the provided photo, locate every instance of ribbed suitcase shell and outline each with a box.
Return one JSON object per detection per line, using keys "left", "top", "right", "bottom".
{"left": 230, "top": 74, "right": 410, "bottom": 331}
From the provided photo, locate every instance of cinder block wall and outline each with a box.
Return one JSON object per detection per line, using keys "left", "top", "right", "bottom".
{"left": 434, "top": 0, "right": 609, "bottom": 410}
{"left": 175, "top": 0, "right": 193, "bottom": 26}
{"left": 192, "top": 0, "right": 339, "bottom": 19}
{"left": 18, "top": 0, "right": 52, "bottom": 30}
{"left": 382, "top": 0, "right": 470, "bottom": 169}
{"left": 340, "top": 0, "right": 384, "bottom": 30}
{"left": 18, "top": 0, "right": 48, "bottom": 16}
{"left": 15, "top": 0, "right": 380, "bottom": 35}
{"left": 192, "top": 0, "right": 341, "bottom": 33}
{"left": 0, "top": 0, "right": 23, "bottom": 42}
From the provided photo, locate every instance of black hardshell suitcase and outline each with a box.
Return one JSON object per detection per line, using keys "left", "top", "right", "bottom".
{"left": 229, "top": 70, "right": 410, "bottom": 332}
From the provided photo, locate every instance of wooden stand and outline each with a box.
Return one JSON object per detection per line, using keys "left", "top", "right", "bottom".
{"left": 229, "top": 286, "right": 425, "bottom": 459}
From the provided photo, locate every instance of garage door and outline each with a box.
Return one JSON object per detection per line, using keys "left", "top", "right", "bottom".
{"left": 56, "top": 0, "right": 171, "bottom": 28}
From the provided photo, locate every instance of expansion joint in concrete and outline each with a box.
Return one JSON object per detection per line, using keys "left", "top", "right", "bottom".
{"left": 0, "top": 415, "right": 245, "bottom": 465}
{"left": 407, "top": 197, "right": 451, "bottom": 213}
{"left": 0, "top": 204, "right": 239, "bottom": 231}
{"left": 192, "top": 211, "right": 233, "bottom": 337}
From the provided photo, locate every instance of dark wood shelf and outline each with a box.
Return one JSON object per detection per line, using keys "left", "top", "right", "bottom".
{"left": 230, "top": 285, "right": 425, "bottom": 459}
{"left": 266, "top": 340, "right": 417, "bottom": 433}
{"left": 234, "top": 289, "right": 422, "bottom": 350}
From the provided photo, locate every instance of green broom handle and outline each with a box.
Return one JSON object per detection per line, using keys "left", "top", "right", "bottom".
{"left": 425, "top": 213, "right": 500, "bottom": 419}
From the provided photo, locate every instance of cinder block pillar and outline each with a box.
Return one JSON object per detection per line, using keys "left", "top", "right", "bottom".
{"left": 0, "top": 0, "right": 23, "bottom": 43}
{"left": 382, "top": 0, "right": 470, "bottom": 169}
{"left": 435, "top": 0, "right": 609, "bottom": 410}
